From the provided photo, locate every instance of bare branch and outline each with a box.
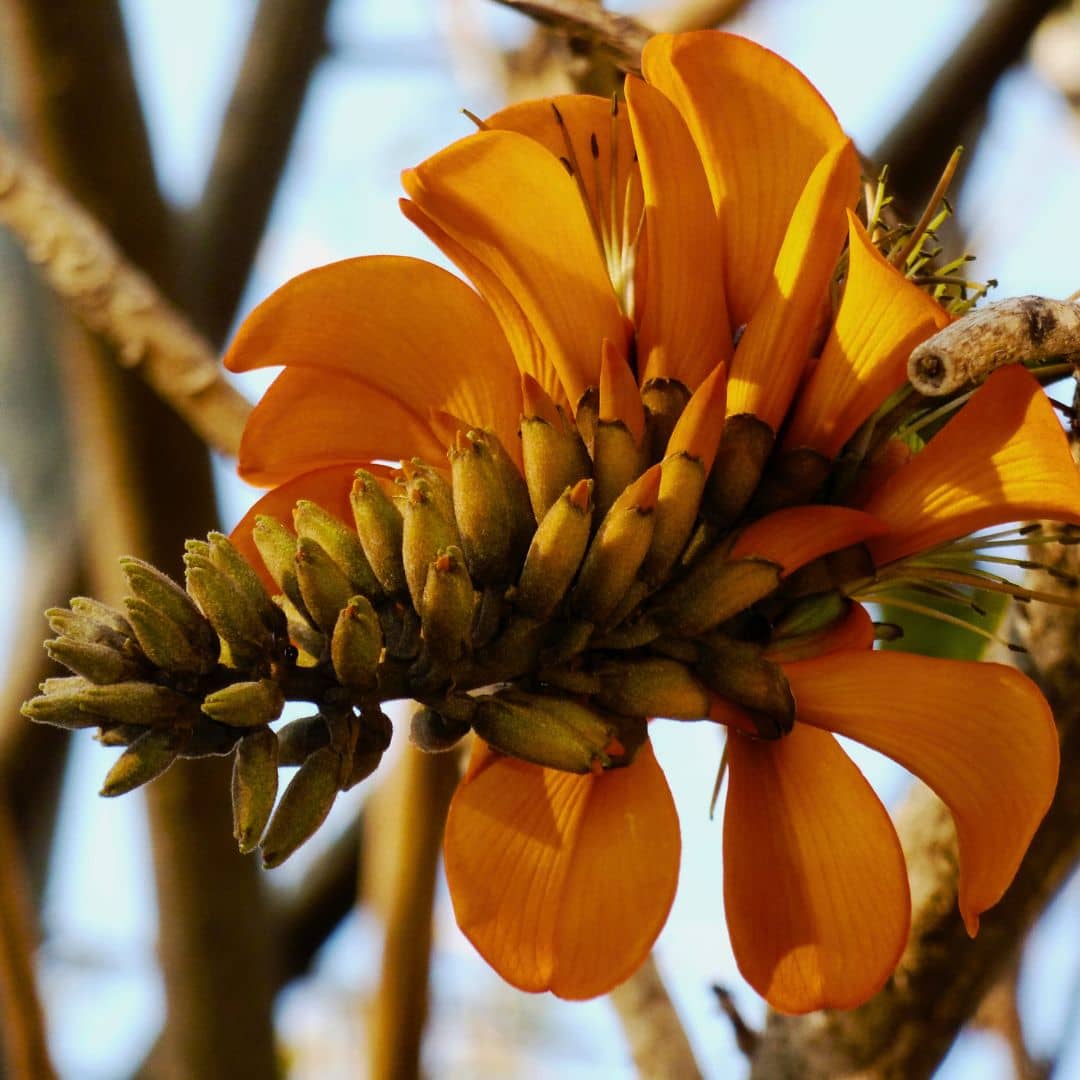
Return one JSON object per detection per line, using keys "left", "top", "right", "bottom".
{"left": 0, "top": 796, "right": 57, "bottom": 1079}
{"left": 0, "top": 132, "right": 251, "bottom": 457}
{"left": 368, "top": 745, "right": 460, "bottom": 1080}
{"left": 610, "top": 954, "right": 704, "bottom": 1079}
{"left": 490, "top": 0, "right": 651, "bottom": 74}
{"left": 873, "top": 0, "right": 1059, "bottom": 207}
{"left": 184, "top": 0, "right": 333, "bottom": 342}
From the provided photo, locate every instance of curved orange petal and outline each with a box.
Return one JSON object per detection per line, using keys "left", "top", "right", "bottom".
{"left": 238, "top": 366, "right": 444, "bottom": 486}
{"left": 229, "top": 464, "right": 392, "bottom": 593}
{"left": 402, "top": 129, "right": 626, "bottom": 405}
{"left": 726, "top": 139, "right": 861, "bottom": 429}
{"left": 784, "top": 651, "right": 1060, "bottom": 934}
{"left": 784, "top": 213, "right": 950, "bottom": 458}
{"left": 484, "top": 95, "right": 640, "bottom": 265}
{"left": 625, "top": 76, "right": 730, "bottom": 390}
{"left": 862, "top": 365, "right": 1080, "bottom": 565}
{"left": 724, "top": 724, "right": 910, "bottom": 1013}
{"left": 643, "top": 31, "right": 847, "bottom": 326}
{"left": 399, "top": 197, "right": 557, "bottom": 408}
{"left": 765, "top": 601, "right": 875, "bottom": 663}
{"left": 224, "top": 256, "right": 521, "bottom": 453}
{"left": 444, "top": 739, "right": 680, "bottom": 1000}
{"left": 729, "top": 505, "right": 887, "bottom": 575}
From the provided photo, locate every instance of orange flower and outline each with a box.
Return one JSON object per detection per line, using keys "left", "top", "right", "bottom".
{"left": 224, "top": 32, "right": 1078, "bottom": 1012}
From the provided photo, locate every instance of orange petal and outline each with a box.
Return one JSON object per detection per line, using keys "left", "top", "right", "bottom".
{"left": 237, "top": 366, "right": 445, "bottom": 486}
{"left": 229, "top": 464, "right": 390, "bottom": 592}
{"left": 862, "top": 365, "right": 1080, "bottom": 565}
{"left": 765, "top": 601, "right": 875, "bottom": 663}
{"left": 643, "top": 31, "right": 847, "bottom": 326}
{"left": 224, "top": 256, "right": 521, "bottom": 454}
{"left": 444, "top": 739, "right": 680, "bottom": 1000}
{"left": 625, "top": 76, "right": 730, "bottom": 389}
{"left": 484, "top": 95, "right": 640, "bottom": 265}
{"left": 724, "top": 724, "right": 910, "bottom": 1013}
{"left": 784, "top": 651, "right": 1060, "bottom": 934}
{"left": 402, "top": 129, "right": 627, "bottom": 405}
{"left": 400, "top": 198, "right": 558, "bottom": 407}
{"left": 784, "top": 213, "right": 950, "bottom": 457}
{"left": 726, "top": 139, "right": 861, "bottom": 429}
{"left": 600, "top": 338, "right": 645, "bottom": 443}
{"left": 729, "top": 505, "right": 887, "bottom": 575}
{"left": 664, "top": 361, "right": 727, "bottom": 469}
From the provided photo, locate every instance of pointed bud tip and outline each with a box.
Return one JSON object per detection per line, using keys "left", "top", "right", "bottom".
{"left": 569, "top": 478, "right": 593, "bottom": 512}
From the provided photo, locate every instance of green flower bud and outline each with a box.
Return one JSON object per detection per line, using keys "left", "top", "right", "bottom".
{"left": 27, "top": 679, "right": 190, "bottom": 729}
{"left": 120, "top": 556, "right": 219, "bottom": 659}
{"left": 124, "top": 595, "right": 217, "bottom": 674}
{"left": 409, "top": 705, "right": 472, "bottom": 753}
{"left": 595, "top": 657, "right": 711, "bottom": 720}
{"left": 772, "top": 590, "right": 849, "bottom": 639}
{"left": 342, "top": 748, "right": 383, "bottom": 791}
{"left": 520, "top": 412, "right": 592, "bottom": 523}
{"left": 46, "top": 606, "right": 129, "bottom": 651}
{"left": 293, "top": 502, "right": 382, "bottom": 598}
{"left": 232, "top": 728, "right": 279, "bottom": 853}
{"left": 641, "top": 378, "right": 690, "bottom": 462}
{"left": 651, "top": 554, "right": 782, "bottom": 637}
{"left": 450, "top": 430, "right": 519, "bottom": 584}
{"left": 295, "top": 536, "right": 353, "bottom": 635}
{"left": 400, "top": 473, "right": 462, "bottom": 611}
{"left": 592, "top": 419, "right": 645, "bottom": 522}
{"left": 350, "top": 470, "right": 406, "bottom": 595}
{"left": 695, "top": 635, "right": 794, "bottom": 739}
{"left": 420, "top": 547, "right": 474, "bottom": 663}
{"left": 69, "top": 597, "right": 134, "bottom": 637}
{"left": 471, "top": 690, "right": 632, "bottom": 773}
{"left": 642, "top": 452, "right": 706, "bottom": 587}
{"left": 517, "top": 479, "right": 593, "bottom": 619}
{"left": 202, "top": 679, "right": 284, "bottom": 728}
{"left": 250, "top": 515, "right": 305, "bottom": 611}
{"left": 277, "top": 714, "right": 330, "bottom": 766}
{"left": 331, "top": 595, "right": 383, "bottom": 690}
{"left": 703, "top": 414, "right": 774, "bottom": 527}
{"left": 571, "top": 465, "right": 660, "bottom": 625}
{"left": 184, "top": 561, "right": 275, "bottom": 671}
{"left": 45, "top": 637, "right": 145, "bottom": 685}
{"left": 205, "top": 532, "right": 287, "bottom": 639}
{"left": 260, "top": 745, "right": 340, "bottom": 867}
{"left": 100, "top": 727, "right": 188, "bottom": 796}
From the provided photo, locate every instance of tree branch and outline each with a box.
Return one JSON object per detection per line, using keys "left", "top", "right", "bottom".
{"left": 0, "top": 132, "right": 251, "bottom": 457}
{"left": 0, "top": 796, "right": 57, "bottom": 1080}
{"left": 183, "top": 0, "right": 333, "bottom": 342}
{"left": 368, "top": 745, "right": 460, "bottom": 1080}
{"left": 873, "top": 0, "right": 1059, "bottom": 208}
{"left": 490, "top": 0, "right": 651, "bottom": 74}
{"left": 609, "top": 954, "right": 704, "bottom": 1079}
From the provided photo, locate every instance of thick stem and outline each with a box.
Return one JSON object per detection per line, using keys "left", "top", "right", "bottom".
{"left": 368, "top": 742, "right": 460, "bottom": 1080}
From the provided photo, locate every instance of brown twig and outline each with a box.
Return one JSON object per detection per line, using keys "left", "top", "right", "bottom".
{"left": 609, "top": 954, "right": 704, "bottom": 1079}
{"left": 490, "top": 0, "right": 651, "bottom": 74}
{"left": 873, "top": 0, "right": 1059, "bottom": 208}
{"left": 0, "top": 795, "right": 57, "bottom": 1080}
{"left": 183, "top": 0, "right": 332, "bottom": 342}
{"left": 368, "top": 743, "right": 460, "bottom": 1080}
{"left": 0, "top": 132, "right": 251, "bottom": 458}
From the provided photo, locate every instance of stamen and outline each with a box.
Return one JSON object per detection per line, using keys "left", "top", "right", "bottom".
{"left": 708, "top": 737, "right": 729, "bottom": 820}
{"left": 551, "top": 103, "right": 606, "bottom": 259}
{"left": 890, "top": 147, "right": 962, "bottom": 269}
{"left": 461, "top": 108, "right": 488, "bottom": 131}
{"left": 864, "top": 590, "right": 1015, "bottom": 648}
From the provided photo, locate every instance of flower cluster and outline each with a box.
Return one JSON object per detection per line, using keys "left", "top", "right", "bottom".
{"left": 27, "top": 30, "right": 1080, "bottom": 1014}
